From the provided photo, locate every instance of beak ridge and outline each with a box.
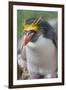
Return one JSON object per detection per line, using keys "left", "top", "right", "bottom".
{"left": 23, "top": 35, "right": 30, "bottom": 45}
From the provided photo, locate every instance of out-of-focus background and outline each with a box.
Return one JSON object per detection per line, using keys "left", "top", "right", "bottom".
{"left": 17, "top": 10, "right": 58, "bottom": 80}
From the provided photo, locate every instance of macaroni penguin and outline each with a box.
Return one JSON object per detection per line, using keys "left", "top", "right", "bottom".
{"left": 20, "top": 17, "right": 57, "bottom": 79}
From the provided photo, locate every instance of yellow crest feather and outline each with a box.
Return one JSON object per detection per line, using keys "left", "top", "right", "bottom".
{"left": 24, "top": 17, "right": 41, "bottom": 32}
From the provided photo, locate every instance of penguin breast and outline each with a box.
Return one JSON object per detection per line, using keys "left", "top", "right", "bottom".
{"left": 26, "top": 35, "right": 57, "bottom": 74}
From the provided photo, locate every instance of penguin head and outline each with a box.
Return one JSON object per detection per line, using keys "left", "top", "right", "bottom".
{"left": 23, "top": 17, "right": 41, "bottom": 45}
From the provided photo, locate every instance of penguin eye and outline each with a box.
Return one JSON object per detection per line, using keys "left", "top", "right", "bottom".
{"left": 24, "top": 31, "right": 31, "bottom": 35}
{"left": 24, "top": 31, "right": 28, "bottom": 35}
{"left": 24, "top": 30, "right": 36, "bottom": 36}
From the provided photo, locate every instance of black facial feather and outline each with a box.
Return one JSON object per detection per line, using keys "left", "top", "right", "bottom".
{"left": 25, "top": 18, "right": 36, "bottom": 24}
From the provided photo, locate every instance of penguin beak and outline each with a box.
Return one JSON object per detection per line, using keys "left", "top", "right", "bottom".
{"left": 23, "top": 32, "right": 34, "bottom": 45}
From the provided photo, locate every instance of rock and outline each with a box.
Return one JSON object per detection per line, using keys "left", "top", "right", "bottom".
{"left": 17, "top": 54, "right": 29, "bottom": 79}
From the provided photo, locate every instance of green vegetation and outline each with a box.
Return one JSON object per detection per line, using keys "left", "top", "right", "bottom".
{"left": 17, "top": 10, "right": 57, "bottom": 40}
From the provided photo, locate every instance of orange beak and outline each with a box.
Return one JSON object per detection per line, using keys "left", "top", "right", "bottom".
{"left": 21, "top": 32, "right": 34, "bottom": 49}
{"left": 23, "top": 35, "right": 30, "bottom": 45}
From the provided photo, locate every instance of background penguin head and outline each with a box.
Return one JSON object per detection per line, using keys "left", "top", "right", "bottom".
{"left": 23, "top": 17, "right": 42, "bottom": 45}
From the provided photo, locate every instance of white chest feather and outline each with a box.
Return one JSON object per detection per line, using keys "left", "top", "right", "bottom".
{"left": 26, "top": 35, "right": 57, "bottom": 74}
